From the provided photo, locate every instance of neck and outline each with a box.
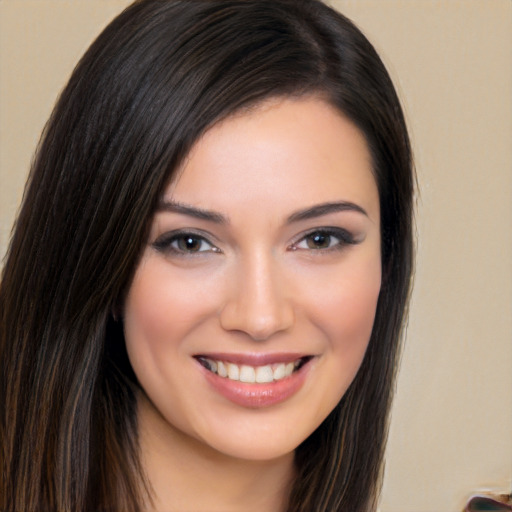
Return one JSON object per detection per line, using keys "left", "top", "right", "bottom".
{"left": 137, "top": 392, "right": 295, "bottom": 512}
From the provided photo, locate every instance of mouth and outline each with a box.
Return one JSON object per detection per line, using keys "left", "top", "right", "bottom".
{"left": 194, "top": 352, "right": 315, "bottom": 408}
{"left": 195, "top": 355, "right": 312, "bottom": 384}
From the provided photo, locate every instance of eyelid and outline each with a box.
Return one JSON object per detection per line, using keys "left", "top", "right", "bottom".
{"left": 288, "top": 226, "right": 358, "bottom": 251}
{"left": 152, "top": 229, "right": 221, "bottom": 255}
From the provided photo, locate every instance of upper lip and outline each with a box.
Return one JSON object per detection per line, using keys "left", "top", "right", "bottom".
{"left": 194, "top": 352, "right": 311, "bottom": 366}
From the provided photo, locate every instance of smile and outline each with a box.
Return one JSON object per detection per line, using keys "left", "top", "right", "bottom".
{"left": 196, "top": 356, "right": 310, "bottom": 383}
{"left": 195, "top": 354, "right": 314, "bottom": 408}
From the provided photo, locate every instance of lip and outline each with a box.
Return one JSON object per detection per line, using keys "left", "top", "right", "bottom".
{"left": 196, "top": 355, "right": 313, "bottom": 409}
{"left": 193, "top": 352, "right": 308, "bottom": 366}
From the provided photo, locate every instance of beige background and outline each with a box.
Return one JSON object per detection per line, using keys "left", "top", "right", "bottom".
{"left": 1, "top": 1, "right": 511, "bottom": 511}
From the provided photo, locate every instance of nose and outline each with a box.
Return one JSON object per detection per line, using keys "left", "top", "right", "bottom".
{"left": 219, "top": 253, "right": 295, "bottom": 341}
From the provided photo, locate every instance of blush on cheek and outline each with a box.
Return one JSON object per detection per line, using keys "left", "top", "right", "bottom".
{"left": 123, "top": 271, "right": 172, "bottom": 370}
{"left": 125, "top": 263, "right": 191, "bottom": 339}
{"left": 317, "top": 272, "right": 381, "bottom": 362}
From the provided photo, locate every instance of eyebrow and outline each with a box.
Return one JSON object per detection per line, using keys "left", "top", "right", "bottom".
{"left": 157, "top": 200, "right": 229, "bottom": 224}
{"left": 157, "top": 199, "right": 368, "bottom": 225}
{"left": 286, "top": 201, "right": 368, "bottom": 223}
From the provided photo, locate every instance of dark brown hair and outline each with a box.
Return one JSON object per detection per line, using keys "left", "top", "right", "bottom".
{"left": 0, "top": 1, "right": 414, "bottom": 511}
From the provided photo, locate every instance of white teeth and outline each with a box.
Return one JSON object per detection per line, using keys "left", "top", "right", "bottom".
{"left": 217, "top": 361, "right": 228, "bottom": 378}
{"left": 255, "top": 365, "right": 274, "bottom": 383}
{"left": 240, "top": 365, "right": 256, "bottom": 383}
{"left": 227, "top": 363, "right": 239, "bottom": 380}
{"left": 200, "top": 357, "right": 306, "bottom": 383}
{"left": 273, "top": 363, "right": 286, "bottom": 380}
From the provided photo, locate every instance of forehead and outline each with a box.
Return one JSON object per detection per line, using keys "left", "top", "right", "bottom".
{"left": 166, "top": 97, "right": 379, "bottom": 223}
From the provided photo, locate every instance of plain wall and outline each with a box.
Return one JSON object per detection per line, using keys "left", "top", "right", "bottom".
{"left": 1, "top": 1, "right": 511, "bottom": 511}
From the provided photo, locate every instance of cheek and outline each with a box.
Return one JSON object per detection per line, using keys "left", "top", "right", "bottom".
{"left": 123, "top": 258, "right": 217, "bottom": 350}
{"left": 122, "top": 259, "right": 194, "bottom": 380}
{"left": 123, "top": 270, "right": 166, "bottom": 382}
{"left": 291, "top": 257, "right": 381, "bottom": 426}
{"left": 307, "top": 256, "right": 381, "bottom": 358}
{"left": 124, "top": 264, "right": 170, "bottom": 349}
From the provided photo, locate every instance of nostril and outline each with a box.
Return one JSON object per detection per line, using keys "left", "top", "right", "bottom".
{"left": 219, "top": 295, "right": 295, "bottom": 341}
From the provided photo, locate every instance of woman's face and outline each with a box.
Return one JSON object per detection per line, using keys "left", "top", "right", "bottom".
{"left": 124, "top": 97, "right": 381, "bottom": 461}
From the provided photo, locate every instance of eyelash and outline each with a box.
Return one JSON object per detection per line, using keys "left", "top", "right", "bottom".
{"left": 152, "top": 227, "right": 357, "bottom": 257}
{"left": 289, "top": 227, "right": 357, "bottom": 252}
{"left": 152, "top": 230, "right": 220, "bottom": 256}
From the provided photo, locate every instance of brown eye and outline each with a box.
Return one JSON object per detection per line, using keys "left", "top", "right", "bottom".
{"left": 306, "top": 233, "right": 332, "bottom": 249}
{"left": 176, "top": 235, "right": 204, "bottom": 252}
{"left": 291, "top": 228, "right": 357, "bottom": 252}
{"left": 152, "top": 231, "right": 220, "bottom": 255}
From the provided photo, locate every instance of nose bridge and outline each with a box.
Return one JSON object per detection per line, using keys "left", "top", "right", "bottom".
{"left": 220, "top": 248, "right": 294, "bottom": 340}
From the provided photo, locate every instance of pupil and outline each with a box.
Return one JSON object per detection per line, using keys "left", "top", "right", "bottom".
{"left": 308, "top": 233, "right": 330, "bottom": 249}
{"left": 179, "top": 236, "right": 200, "bottom": 251}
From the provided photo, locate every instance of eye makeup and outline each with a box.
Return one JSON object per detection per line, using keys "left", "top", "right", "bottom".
{"left": 288, "top": 226, "right": 360, "bottom": 252}
{"left": 152, "top": 229, "right": 221, "bottom": 256}
{"left": 151, "top": 224, "right": 362, "bottom": 260}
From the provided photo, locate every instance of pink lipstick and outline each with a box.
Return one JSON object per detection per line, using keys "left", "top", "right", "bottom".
{"left": 195, "top": 353, "right": 313, "bottom": 408}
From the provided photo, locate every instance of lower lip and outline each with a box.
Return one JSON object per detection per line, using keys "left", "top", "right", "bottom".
{"left": 199, "top": 361, "right": 311, "bottom": 408}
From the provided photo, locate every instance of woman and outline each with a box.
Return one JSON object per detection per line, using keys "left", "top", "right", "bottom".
{"left": 0, "top": 0, "right": 414, "bottom": 511}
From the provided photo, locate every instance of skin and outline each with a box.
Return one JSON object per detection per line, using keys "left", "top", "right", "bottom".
{"left": 123, "top": 96, "right": 382, "bottom": 512}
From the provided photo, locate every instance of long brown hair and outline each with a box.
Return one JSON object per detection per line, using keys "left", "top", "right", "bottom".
{"left": 0, "top": 1, "right": 414, "bottom": 511}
